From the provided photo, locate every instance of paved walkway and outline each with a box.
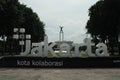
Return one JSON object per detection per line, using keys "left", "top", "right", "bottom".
{"left": 0, "top": 68, "right": 120, "bottom": 80}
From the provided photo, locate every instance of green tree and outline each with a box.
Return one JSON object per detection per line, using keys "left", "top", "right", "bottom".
{"left": 86, "top": 0, "right": 120, "bottom": 42}
{"left": 86, "top": 0, "right": 120, "bottom": 54}
{"left": 0, "top": 0, "right": 45, "bottom": 42}
{"left": 0, "top": 0, "right": 22, "bottom": 37}
{"left": 19, "top": 5, "right": 45, "bottom": 42}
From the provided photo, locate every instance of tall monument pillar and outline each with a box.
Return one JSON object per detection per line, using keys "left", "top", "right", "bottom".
{"left": 59, "top": 26, "right": 64, "bottom": 42}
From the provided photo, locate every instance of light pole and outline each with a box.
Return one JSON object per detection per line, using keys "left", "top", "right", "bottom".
{"left": 19, "top": 28, "right": 25, "bottom": 53}
{"left": 13, "top": 28, "right": 25, "bottom": 53}
{"left": 118, "top": 34, "right": 120, "bottom": 54}
{"left": 118, "top": 34, "right": 120, "bottom": 42}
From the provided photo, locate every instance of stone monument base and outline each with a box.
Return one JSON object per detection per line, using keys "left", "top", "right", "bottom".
{"left": 0, "top": 57, "right": 120, "bottom": 68}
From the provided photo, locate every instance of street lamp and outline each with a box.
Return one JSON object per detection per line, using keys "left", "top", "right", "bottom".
{"left": 13, "top": 28, "right": 25, "bottom": 53}
{"left": 19, "top": 28, "right": 25, "bottom": 53}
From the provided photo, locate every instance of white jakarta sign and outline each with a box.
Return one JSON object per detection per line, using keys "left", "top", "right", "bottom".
{"left": 19, "top": 35, "right": 109, "bottom": 57}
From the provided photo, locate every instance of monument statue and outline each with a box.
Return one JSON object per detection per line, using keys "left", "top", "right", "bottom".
{"left": 59, "top": 26, "right": 64, "bottom": 41}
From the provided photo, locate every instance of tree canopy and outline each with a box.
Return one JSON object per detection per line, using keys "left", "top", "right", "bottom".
{"left": 0, "top": 0, "right": 45, "bottom": 42}
{"left": 86, "top": 0, "right": 120, "bottom": 43}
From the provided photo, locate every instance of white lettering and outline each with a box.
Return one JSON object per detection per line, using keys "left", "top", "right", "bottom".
{"left": 60, "top": 43, "right": 70, "bottom": 57}
{"left": 96, "top": 43, "right": 109, "bottom": 56}
{"left": 19, "top": 36, "right": 109, "bottom": 57}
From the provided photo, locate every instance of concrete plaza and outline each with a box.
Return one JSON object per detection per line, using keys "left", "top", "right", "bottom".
{"left": 0, "top": 68, "right": 120, "bottom": 80}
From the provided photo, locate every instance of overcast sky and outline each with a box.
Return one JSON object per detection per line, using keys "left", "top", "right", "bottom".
{"left": 19, "top": 0, "right": 99, "bottom": 43}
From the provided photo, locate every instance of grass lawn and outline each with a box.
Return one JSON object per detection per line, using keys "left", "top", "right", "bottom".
{"left": 26, "top": 51, "right": 89, "bottom": 58}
